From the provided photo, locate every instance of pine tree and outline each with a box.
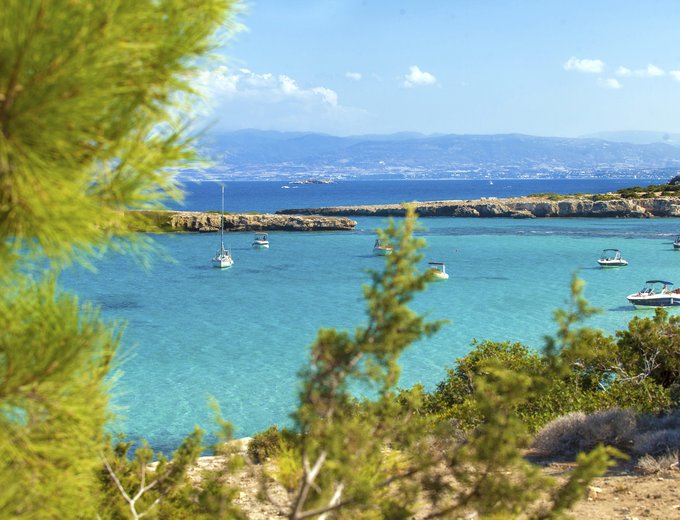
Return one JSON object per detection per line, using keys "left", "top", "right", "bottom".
{"left": 0, "top": 1, "right": 239, "bottom": 517}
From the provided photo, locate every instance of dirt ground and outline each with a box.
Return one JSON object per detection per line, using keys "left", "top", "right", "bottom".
{"left": 190, "top": 441, "right": 680, "bottom": 519}
{"left": 223, "top": 462, "right": 680, "bottom": 519}
{"left": 546, "top": 461, "right": 680, "bottom": 520}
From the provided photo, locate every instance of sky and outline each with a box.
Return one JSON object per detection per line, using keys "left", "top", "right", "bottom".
{"left": 196, "top": 0, "right": 680, "bottom": 137}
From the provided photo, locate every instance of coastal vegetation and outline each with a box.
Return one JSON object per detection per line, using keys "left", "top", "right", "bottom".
{"left": 3, "top": 1, "right": 680, "bottom": 519}
{"left": 528, "top": 178, "right": 680, "bottom": 202}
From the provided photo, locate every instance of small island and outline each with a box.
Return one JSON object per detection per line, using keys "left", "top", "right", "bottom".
{"left": 127, "top": 210, "right": 356, "bottom": 232}
{"left": 277, "top": 181, "right": 680, "bottom": 219}
{"left": 288, "top": 177, "right": 335, "bottom": 185}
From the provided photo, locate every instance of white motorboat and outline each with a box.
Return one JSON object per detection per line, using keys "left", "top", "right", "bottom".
{"left": 428, "top": 262, "right": 449, "bottom": 280}
{"left": 597, "top": 249, "right": 628, "bottom": 268}
{"left": 373, "top": 238, "right": 392, "bottom": 256}
{"left": 627, "top": 280, "right": 680, "bottom": 309}
{"left": 673, "top": 236, "right": 680, "bottom": 249}
{"left": 212, "top": 185, "right": 234, "bottom": 269}
{"left": 252, "top": 233, "right": 269, "bottom": 249}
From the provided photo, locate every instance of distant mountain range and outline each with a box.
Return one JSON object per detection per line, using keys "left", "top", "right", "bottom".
{"left": 580, "top": 130, "right": 680, "bottom": 146}
{"left": 187, "top": 129, "right": 680, "bottom": 181}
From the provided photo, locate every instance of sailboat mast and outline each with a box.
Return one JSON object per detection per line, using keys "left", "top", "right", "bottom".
{"left": 220, "top": 184, "right": 225, "bottom": 250}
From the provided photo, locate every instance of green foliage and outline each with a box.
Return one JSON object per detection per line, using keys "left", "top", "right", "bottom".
{"left": 423, "top": 340, "right": 544, "bottom": 429}
{"left": 99, "top": 430, "right": 245, "bottom": 520}
{"left": 124, "top": 211, "right": 176, "bottom": 233}
{"left": 248, "top": 425, "right": 298, "bottom": 464}
{"left": 0, "top": 0, "right": 239, "bottom": 271}
{"left": 616, "top": 183, "right": 680, "bottom": 199}
{"left": 591, "top": 193, "right": 619, "bottom": 201}
{"left": 0, "top": 1, "right": 241, "bottom": 518}
{"left": 615, "top": 308, "right": 680, "bottom": 390}
{"left": 528, "top": 192, "right": 570, "bottom": 200}
{"left": 0, "top": 278, "right": 117, "bottom": 517}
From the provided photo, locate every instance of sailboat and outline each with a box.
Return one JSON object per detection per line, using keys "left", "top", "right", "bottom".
{"left": 212, "top": 185, "right": 234, "bottom": 269}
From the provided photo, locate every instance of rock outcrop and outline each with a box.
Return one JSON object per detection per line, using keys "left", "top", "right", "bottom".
{"left": 277, "top": 197, "right": 680, "bottom": 219}
{"left": 135, "top": 211, "right": 356, "bottom": 232}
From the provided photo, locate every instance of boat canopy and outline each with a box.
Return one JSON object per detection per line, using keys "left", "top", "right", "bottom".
{"left": 645, "top": 280, "right": 674, "bottom": 285}
{"left": 428, "top": 262, "right": 445, "bottom": 266}
{"left": 602, "top": 249, "right": 621, "bottom": 253}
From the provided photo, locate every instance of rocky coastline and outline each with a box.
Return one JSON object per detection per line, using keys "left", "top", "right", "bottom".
{"left": 132, "top": 210, "right": 357, "bottom": 232}
{"left": 277, "top": 196, "right": 680, "bottom": 219}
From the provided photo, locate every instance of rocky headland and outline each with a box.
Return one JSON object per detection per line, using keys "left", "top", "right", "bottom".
{"left": 277, "top": 196, "right": 680, "bottom": 219}
{"left": 131, "top": 210, "right": 356, "bottom": 232}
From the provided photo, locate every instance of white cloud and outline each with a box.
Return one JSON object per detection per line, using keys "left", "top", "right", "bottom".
{"left": 311, "top": 86, "right": 338, "bottom": 106}
{"left": 598, "top": 78, "right": 622, "bottom": 89}
{"left": 616, "top": 63, "right": 666, "bottom": 78}
{"left": 346, "top": 71, "right": 362, "bottom": 81}
{"left": 641, "top": 64, "right": 665, "bottom": 77}
{"left": 195, "top": 66, "right": 340, "bottom": 107}
{"left": 403, "top": 65, "right": 437, "bottom": 87}
{"left": 191, "top": 65, "right": 367, "bottom": 134}
{"left": 563, "top": 56, "right": 604, "bottom": 74}
{"left": 670, "top": 70, "right": 680, "bottom": 82}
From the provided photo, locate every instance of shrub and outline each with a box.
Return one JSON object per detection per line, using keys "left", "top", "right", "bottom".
{"left": 531, "top": 408, "right": 636, "bottom": 458}
{"left": 633, "top": 429, "right": 680, "bottom": 457}
{"left": 248, "top": 426, "right": 297, "bottom": 464}
{"left": 615, "top": 308, "right": 680, "bottom": 391}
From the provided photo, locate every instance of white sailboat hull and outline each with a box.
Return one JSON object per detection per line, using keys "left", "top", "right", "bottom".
{"left": 212, "top": 254, "right": 233, "bottom": 269}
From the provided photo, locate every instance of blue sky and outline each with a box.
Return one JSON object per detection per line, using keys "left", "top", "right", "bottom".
{"left": 197, "top": 0, "right": 680, "bottom": 137}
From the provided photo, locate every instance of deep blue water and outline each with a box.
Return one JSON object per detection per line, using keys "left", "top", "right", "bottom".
{"left": 171, "top": 178, "right": 661, "bottom": 213}
{"left": 60, "top": 178, "right": 680, "bottom": 452}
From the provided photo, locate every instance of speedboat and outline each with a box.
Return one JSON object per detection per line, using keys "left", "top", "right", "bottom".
{"left": 597, "top": 249, "right": 628, "bottom": 267}
{"left": 252, "top": 233, "right": 269, "bottom": 249}
{"left": 428, "top": 262, "right": 449, "bottom": 280}
{"left": 674, "top": 236, "right": 680, "bottom": 249}
{"left": 627, "top": 280, "right": 680, "bottom": 309}
{"left": 373, "top": 239, "right": 392, "bottom": 256}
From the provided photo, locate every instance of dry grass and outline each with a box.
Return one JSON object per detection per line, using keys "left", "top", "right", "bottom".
{"left": 636, "top": 451, "right": 679, "bottom": 475}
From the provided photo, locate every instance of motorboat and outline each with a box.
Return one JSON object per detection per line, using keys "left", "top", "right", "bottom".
{"left": 428, "top": 262, "right": 449, "bottom": 280}
{"left": 674, "top": 236, "right": 680, "bottom": 249}
{"left": 627, "top": 280, "right": 680, "bottom": 309}
{"left": 252, "top": 233, "right": 270, "bottom": 249}
{"left": 212, "top": 185, "right": 234, "bottom": 269}
{"left": 597, "top": 249, "right": 628, "bottom": 268}
{"left": 373, "top": 238, "right": 392, "bottom": 256}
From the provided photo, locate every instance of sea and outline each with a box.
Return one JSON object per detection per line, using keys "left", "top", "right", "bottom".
{"left": 60, "top": 177, "right": 680, "bottom": 452}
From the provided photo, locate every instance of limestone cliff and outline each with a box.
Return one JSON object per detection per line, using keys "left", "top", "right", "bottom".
{"left": 132, "top": 210, "right": 356, "bottom": 232}
{"left": 276, "top": 196, "right": 680, "bottom": 219}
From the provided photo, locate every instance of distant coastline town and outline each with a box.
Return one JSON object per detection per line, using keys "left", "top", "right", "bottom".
{"left": 186, "top": 130, "right": 680, "bottom": 182}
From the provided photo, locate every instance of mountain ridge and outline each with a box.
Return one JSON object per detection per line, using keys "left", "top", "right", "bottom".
{"left": 190, "top": 130, "right": 680, "bottom": 181}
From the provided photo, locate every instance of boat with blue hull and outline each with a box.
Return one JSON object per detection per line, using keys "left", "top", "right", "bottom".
{"left": 627, "top": 280, "right": 680, "bottom": 309}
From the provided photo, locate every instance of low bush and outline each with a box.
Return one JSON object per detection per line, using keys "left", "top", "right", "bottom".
{"left": 636, "top": 451, "right": 679, "bottom": 475}
{"left": 531, "top": 408, "right": 636, "bottom": 458}
{"left": 247, "top": 425, "right": 297, "bottom": 464}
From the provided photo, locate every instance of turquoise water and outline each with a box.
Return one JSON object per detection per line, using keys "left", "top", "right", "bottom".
{"left": 62, "top": 216, "right": 680, "bottom": 452}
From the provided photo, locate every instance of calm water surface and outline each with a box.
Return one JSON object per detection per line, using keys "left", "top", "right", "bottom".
{"left": 61, "top": 179, "right": 680, "bottom": 452}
